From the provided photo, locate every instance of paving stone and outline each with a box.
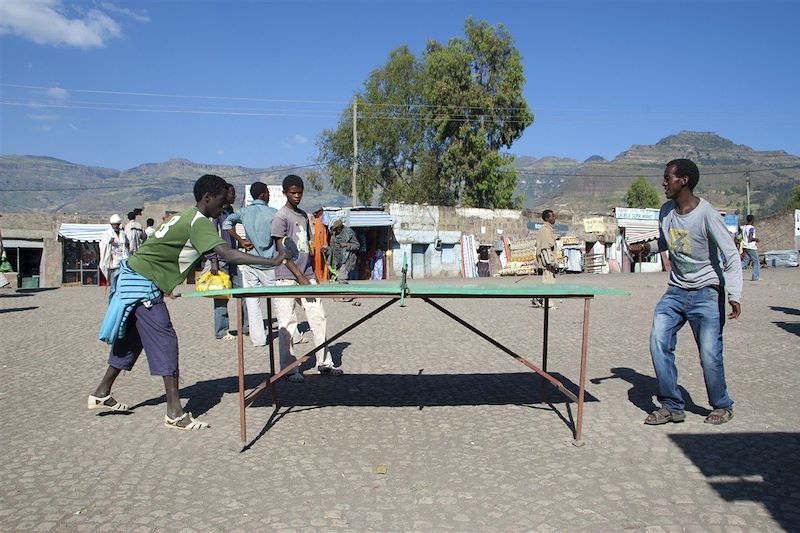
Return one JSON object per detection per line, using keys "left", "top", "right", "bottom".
{"left": 0, "top": 270, "right": 798, "bottom": 531}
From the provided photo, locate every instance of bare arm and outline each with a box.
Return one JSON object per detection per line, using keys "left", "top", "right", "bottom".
{"left": 273, "top": 237, "right": 311, "bottom": 285}
{"left": 213, "top": 244, "right": 284, "bottom": 268}
{"left": 225, "top": 228, "right": 253, "bottom": 251}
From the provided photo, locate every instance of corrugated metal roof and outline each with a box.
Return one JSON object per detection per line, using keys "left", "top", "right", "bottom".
{"left": 321, "top": 208, "right": 394, "bottom": 228}
{"left": 58, "top": 223, "right": 109, "bottom": 242}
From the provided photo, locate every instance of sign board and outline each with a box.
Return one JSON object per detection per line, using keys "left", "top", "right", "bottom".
{"left": 243, "top": 184, "right": 287, "bottom": 210}
{"left": 614, "top": 207, "right": 659, "bottom": 221}
{"left": 583, "top": 217, "right": 606, "bottom": 233}
{"left": 795, "top": 209, "right": 800, "bottom": 250}
{"left": 723, "top": 213, "right": 739, "bottom": 235}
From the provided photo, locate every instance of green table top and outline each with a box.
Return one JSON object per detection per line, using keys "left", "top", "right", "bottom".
{"left": 184, "top": 280, "right": 629, "bottom": 299}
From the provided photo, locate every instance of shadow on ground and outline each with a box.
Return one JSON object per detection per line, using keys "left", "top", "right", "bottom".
{"left": 591, "top": 366, "right": 710, "bottom": 416}
{"left": 0, "top": 306, "right": 38, "bottom": 314}
{"left": 670, "top": 432, "right": 800, "bottom": 531}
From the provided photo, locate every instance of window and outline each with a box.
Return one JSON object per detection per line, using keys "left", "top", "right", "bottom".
{"left": 63, "top": 240, "right": 101, "bottom": 285}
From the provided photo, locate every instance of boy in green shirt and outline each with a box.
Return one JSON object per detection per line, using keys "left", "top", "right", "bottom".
{"left": 88, "top": 174, "right": 303, "bottom": 430}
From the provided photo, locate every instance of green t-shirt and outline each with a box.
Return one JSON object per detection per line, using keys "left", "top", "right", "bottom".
{"left": 128, "top": 207, "right": 225, "bottom": 294}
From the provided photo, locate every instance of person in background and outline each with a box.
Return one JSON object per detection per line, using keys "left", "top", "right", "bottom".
{"left": 740, "top": 214, "right": 761, "bottom": 281}
{"left": 206, "top": 183, "right": 248, "bottom": 340}
{"left": 99, "top": 213, "right": 129, "bottom": 302}
{"left": 125, "top": 211, "right": 145, "bottom": 253}
{"left": 326, "top": 218, "right": 359, "bottom": 283}
{"left": 272, "top": 174, "right": 343, "bottom": 382}
{"left": 629, "top": 159, "right": 741, "bottom": 426}
{"left": 224, "top": 181, "right": 278, "bottom": 347}
{"left": 532, "top": 209, "right": 557, "bottom": 308}
{"left": 144, "top": 218, "right": 156, "bottom": 239}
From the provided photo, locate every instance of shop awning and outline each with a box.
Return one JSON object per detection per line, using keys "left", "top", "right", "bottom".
{"left": 321, "top": 208, "right": 395, "bottom": 228}
{"left": 58, "top": 223, "right": 109, "bottom": 242}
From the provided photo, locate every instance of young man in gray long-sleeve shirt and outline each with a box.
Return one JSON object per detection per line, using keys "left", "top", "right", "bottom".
{"left": 629, "top": 159, "right": 742, "bottom": 426}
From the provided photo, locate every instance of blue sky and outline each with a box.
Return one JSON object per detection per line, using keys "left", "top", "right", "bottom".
{"left": 1, "top": 0, "right": 798, "bottom": 170}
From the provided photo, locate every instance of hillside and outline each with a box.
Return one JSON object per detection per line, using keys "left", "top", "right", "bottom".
{"left": 0, "top": 156, "right": 350, "bottom": 214}
{"left": 1, "top": 131, "right": 799, "bottom": 216}
{"left": 514, "top": 131, "right": 800, "bottom": 215}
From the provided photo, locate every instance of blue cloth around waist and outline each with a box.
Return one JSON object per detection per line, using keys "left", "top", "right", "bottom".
{"left": 98, "top": 261, "right": 162, "bottom": 344}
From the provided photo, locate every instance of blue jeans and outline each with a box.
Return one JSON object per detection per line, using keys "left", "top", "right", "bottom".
{"left": 649, "top": 286, "right": 733, "bottom": 412}
{"left": 741, "top": 248, "right": 760, "bottom": 280}
{"left": 213, "top": 262, "right": 248, "bottom": 338}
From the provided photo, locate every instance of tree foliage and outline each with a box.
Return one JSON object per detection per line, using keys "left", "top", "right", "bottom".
{"left": 785, "top": 184, "right": 800, "bottom": 211}
{"left": 625, "top": 177, "right": 661, "bottom": 208}
{"left": 317, "top": 18, "right": 533, "bottom": 208}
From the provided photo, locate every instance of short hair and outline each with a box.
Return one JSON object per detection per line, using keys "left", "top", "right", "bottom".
{"left": 666, "top": 158, "right": 700, "bottom": 190}
{"left": 193, "top": 174, "right": 229, "bottom": 201}
{"left": 250, "top": 181, "right": 268, "bottom": 199}
{"left": 541, "top": 209, "right": 554, "bottom": 221}
{"left": 282, "top": 174, "right": 304, "bottom": 191}
{"left": 146, "top": 218, "right": 155, "bottom": 227}
{"left": 127, "top": 211, "right": 136, "bottom": 221}
{"left": 746, "top": 214, "right": 754, "bottom": 224}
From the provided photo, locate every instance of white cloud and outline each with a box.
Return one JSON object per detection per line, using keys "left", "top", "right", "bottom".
{"left": 0, "top": 0, "right": 122, "bottom": 48}
{"left": 100, "top": 2, "right": 149, "bottom": 23}
{"left": 294, "top": 134, "right": 308, "bottom": 144}
{"left": 46, "top": 87, "right": 69, "bottom": 99}
{"left": 27, "top": 113, "right": 59, "bottom": 121}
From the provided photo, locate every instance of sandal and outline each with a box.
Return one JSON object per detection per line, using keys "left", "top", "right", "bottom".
{"left": 704, "top": 407, "right": 734, "bottom": 425}
{"left": 87, "top": 394, "right": 130, "bottom": 412}
{"left": 164, "top": 412, "right": 210, "bottom": 430}
{"left": 644, "top": 408, "right": 686, "bottom": 425}
{"left": 318, "top": 365, "right": 344, "bottom": 376}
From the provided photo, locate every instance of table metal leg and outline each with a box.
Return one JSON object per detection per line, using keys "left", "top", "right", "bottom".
{"left": 575, "top": 298, "right": 591, "bottom": 443}
{"left": 237, "top": 296, "right": 247, "bottom": 442}
{"left": 541, "top": 301, "right": 550, "bottom": 403}
{"left": 267, "top": 298, "right": 277, "bottom": 407}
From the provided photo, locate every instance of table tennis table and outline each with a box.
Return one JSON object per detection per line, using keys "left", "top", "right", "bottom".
{"left": 188, "top": 269, "right": 627, "bottom": 445}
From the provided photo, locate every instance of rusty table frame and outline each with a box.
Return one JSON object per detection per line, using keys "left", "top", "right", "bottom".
{"left": 189, "top": 281, "right": 627, "bottom": 444}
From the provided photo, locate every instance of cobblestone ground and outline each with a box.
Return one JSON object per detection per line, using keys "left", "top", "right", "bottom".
{"left": 1, "top": 269, "right": 798, "bottom": 532}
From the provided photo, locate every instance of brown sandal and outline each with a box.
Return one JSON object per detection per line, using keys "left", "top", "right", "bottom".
{"left": 704, "top": 408, "right": 734, "bottom": 425}
{"left": 644, "top": 408, "right": 686, "bottom": 425}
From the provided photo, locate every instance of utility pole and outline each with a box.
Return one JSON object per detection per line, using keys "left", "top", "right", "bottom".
{"left": 745, "top": 172, "right": 751, "bottom": 216}
{"left": 352, "top": 96, "right": 358, "bottom": 207}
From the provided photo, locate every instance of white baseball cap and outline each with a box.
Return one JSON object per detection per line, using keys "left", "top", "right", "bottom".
{"left": 109, "top": 214, "right": 122, "bottom": 224}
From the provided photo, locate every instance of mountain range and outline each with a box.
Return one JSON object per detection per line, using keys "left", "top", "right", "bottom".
{"left": 1, "top": 131, "right": 798, "bottom": 215}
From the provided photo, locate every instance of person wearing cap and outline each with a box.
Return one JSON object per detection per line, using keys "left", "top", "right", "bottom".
{"left": 99, "top": 214, "right": 130, "bottom": 302}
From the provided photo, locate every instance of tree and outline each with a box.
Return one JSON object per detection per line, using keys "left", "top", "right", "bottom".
{"left": 317, "top": 18, "right": 533, "bottom": 208}
{"left": 625, "top": 177, "right": 661, "bottom": 208}
{"left": 785, "top": 184, "right": 800, "bottom": 211}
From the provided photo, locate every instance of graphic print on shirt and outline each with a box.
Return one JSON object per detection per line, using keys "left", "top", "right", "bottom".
{"left": 294, "top": 221, "right": 309, "bottom": 257}
{"left": 668, "top": 228, "right": 691, "bottom": 254}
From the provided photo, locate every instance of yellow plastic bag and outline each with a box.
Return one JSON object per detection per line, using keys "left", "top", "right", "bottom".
{"left": 195, "top": 270, "right": 232, "bottom": 299}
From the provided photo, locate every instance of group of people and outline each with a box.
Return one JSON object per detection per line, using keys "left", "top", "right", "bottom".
{"left": 90, "top": 174, "right": 342, "bottom": 430}
{"left": 98, "top": 212, "right": 156, "bottom": 301}
{"left": 88, "top": 158, "right": 743, "bottom": 432}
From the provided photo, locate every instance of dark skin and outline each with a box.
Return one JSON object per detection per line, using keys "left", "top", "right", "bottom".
{"left": 93, "top": 189, "right": 303, "bottom": 427}
{"left": 629, "top": 164, "right": 741, "bottom": 320}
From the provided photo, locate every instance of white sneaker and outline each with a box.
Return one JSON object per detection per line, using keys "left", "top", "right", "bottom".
{"left": 218, "top": 333, "right": 236, "bottom": 341}
{"left": 318, "top": 365, "right": 344, "bottom": 376}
